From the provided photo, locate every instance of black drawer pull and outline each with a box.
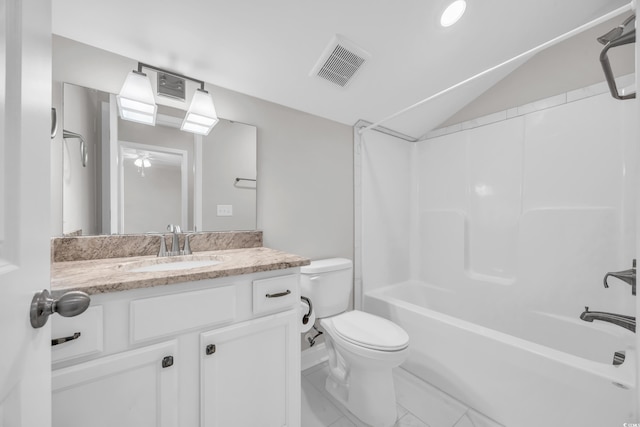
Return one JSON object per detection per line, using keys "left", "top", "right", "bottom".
{"left": 265, "top": 290, "right": 291, "bottom": 298}
{"left": 51, "top": 332, "right": 81, "bottom": 346}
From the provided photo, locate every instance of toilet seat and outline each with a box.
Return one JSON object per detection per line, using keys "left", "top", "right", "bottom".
{"left": 324, "top": 311, "right": 409, "bottom": 352}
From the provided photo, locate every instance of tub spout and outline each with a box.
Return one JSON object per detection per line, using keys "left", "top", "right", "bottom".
{"left": 603, "top": 259, "right": 636, "bottom": 295}
{"left": 580, "top": 306, "right": 635, "bottom": 332}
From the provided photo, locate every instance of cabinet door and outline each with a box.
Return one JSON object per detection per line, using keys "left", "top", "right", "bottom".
{"left": 52, "top": 341, "right": 179, "bottom": 427}
{"left": 201, "top": 309, "right": 300, "bottom": 427}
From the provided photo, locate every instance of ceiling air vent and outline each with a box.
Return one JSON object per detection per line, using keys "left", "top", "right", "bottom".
{"left": 310, "top": 35, "right": 371, "bottom": 88}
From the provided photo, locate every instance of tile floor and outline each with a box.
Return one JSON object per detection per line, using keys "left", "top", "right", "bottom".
{"left": 302, "top": 362, "right": 425, "bottom": 427}
{"left": 301, "top": 362, "right": 502, "bottom": 427}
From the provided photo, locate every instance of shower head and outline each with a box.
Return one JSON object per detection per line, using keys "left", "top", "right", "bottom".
{"left": 597, "top": 14, "right": 635, "bottom": 47}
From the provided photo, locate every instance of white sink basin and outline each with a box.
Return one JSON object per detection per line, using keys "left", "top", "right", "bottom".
{"left": 128, "top": 259, "right": 223, "bottom": 273}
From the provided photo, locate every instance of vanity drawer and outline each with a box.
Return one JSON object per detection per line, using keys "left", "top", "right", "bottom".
{"left": 130, "top": 285, "right": 237, "bottom": 343}
{"left": 253, "top": 274, "right": 298, "bottom": 315}
{"left": 52, "top": 305, "right": 104, "bottom": 363}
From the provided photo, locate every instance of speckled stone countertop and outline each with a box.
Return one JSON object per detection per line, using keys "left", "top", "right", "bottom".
{"left": 51, "top": 247, "right": 310, "bottom": 297}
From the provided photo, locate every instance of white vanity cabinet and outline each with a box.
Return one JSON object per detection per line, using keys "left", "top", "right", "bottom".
{"left": 52, "top": 340, "right": 179, "bottom": 427}
{"left": 51, "top": 270, "right": 301, "bottom": 427}
{"left": 201, "top": 310, "right": 299, "bottom": 427}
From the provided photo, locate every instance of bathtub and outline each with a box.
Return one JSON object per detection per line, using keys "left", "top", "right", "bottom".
{"left": 365, "top": 281, "right": 637, "bottom": 427}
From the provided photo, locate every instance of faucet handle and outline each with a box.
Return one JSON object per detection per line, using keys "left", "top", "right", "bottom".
{"left": 167, "top": 224, "right": 181, "bottom": 233}
{"left": 158, "top": 235, "right": 167, "bottom": 257}
{"left": 182, "top": 234, "right": 192, "bottom": 255}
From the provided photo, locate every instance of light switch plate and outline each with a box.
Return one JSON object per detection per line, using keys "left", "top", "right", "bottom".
{"left": 217, "top": 205, "right": 233, "bottom": 216}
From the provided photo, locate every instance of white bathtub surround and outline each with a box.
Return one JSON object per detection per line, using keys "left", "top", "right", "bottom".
{"left": 357, "top": 81, "right": 638, "bottom": 426}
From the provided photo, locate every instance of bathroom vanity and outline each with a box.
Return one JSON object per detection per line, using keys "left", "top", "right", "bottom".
{"left": 50, "top": 233, "right": 308, "bottom": 427}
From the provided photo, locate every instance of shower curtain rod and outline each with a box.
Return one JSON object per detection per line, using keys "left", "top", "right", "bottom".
{"left": 358, "top": 1, "right": 636, "bottom": 135}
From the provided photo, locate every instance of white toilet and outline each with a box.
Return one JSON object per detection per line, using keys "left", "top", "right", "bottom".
{"left": 301, "top": 258, "right": 409, "bottom": 427}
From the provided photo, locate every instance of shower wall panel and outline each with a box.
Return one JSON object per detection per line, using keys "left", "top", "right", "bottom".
{"left": 360, "top": 131, "right": 413, "bottom": 293}
{"left": 417, "top": 91, "right": 637, "bottom": 316}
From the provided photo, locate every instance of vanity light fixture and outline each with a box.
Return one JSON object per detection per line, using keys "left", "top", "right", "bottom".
{"left": 117, "top": 62, "right": 219, "bottom": 135}
{"left": 440, "top": 0, "right": 466, "bottom": 27}
{"left": 181, "top": 88, "right": 219, "bottom": 135}
{"left": 116, "top": 70, "right": 157, "bottom": 125}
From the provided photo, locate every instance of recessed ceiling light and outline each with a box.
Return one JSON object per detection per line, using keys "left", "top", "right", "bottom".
{"left": 440, "top": 0, "right": 466, "bottom": 27}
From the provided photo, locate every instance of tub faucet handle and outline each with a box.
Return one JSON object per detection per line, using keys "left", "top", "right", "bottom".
{"left": 603, "top": 259, "right": 636, "bottom": 295}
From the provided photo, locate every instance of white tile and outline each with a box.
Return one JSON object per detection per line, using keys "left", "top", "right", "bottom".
{"left": 462, "top": 110, "right": 507, "bottom": 131}
{"left": 394, "top": 413, "right": 430, "bottom": 427}
{"left": 505, "top": 107, "right": 519, "bottom": 119}
{"left": 329, "top": 417, "right": 358, "bottom": 427}
{"left": 466, "top": 409, "right": 505, "bottom": 427}
{"left": 425, "top": 123, "right": 463, "bottom": 139}
{"left": 393, "top": 368, "right": 467, "bottom": 427}
{"left": 396, "top": 404, "right": 409, "bottom": 420}
{"left": 302, "top": 377, "right": 343, "bottom": 427}
{"left": 566, "top": 80, "right": 608, "bottom": 103}
{"left": 452, "top": 414, "right": 474, "bottom": 427}
{"left": 517, "top": 92, "right": 566, "bottom": 116}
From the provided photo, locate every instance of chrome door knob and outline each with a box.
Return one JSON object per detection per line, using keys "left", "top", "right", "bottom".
{"left": 30, "top": 289, "right": 91, "bottom": 329}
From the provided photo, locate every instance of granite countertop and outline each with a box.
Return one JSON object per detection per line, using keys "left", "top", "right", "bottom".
{"left": 51, "top": 247, "right": 310, "bottom": 296}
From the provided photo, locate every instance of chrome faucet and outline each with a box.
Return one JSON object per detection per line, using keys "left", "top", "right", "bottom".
{"left": 603, "top": 259, "right": 636, "bottom": 295}
{"left": 161, "top": 224, "right": 192, "bottom": 256}
{"left": 580, "top": 307, "right": 635, "bottom": 332}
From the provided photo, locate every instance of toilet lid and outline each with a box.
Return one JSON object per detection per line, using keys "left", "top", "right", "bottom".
{"left": 330, "top": 311, "right": 409, "bottom": 351}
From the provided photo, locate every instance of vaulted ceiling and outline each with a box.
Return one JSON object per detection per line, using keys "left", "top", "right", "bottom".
{"left": 52, "top": 0, "right": 631, "bottom": 138}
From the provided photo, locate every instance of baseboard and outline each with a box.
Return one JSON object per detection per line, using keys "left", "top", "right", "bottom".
{"left": 301, "top": 342, "right": 327, "bottom": 371}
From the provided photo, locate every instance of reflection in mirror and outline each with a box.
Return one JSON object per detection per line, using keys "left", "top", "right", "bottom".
{"left": 119, "top": 142, "right": 188, "bottom": 234}
{"left": 61, "top": 83, "right": 257, "bottom": 236}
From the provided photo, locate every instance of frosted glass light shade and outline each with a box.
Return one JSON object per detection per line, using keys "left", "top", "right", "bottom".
{"left": 117, "top": 71, "right": 157, "bottom": 126}
{"left": 181, "top": 89, "right": 219, "bottom": 135}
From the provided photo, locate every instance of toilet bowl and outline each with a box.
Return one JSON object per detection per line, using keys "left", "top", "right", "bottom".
{"left": 300, "top": 259, "right": 409, "bottom": 427}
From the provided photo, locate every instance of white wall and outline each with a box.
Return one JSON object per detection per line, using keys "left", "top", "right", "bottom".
{"left": 201, "top": 120, "right": 257, "bottom": 231}
{"left": 52, "top": 35, "right": 353, "bottom": 261}
{"left": 123, "top": 160, "right": 182, "bottom": 234}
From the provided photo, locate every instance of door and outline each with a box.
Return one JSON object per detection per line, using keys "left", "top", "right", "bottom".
{"left": 52, "top": 341, "right": 179, "bottom": 427}
{"left": 200, "top": 310, "right": 300, "bottom": 427}
{"left": 0, "top": 0, "right": 52, "bottom": 425}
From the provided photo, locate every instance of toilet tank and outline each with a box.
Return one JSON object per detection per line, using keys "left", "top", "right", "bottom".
{"left": 300, "top": 258, "right": 353, "bottom": 318}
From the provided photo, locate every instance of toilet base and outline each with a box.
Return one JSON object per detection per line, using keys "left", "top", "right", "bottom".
{"left": 325, "top": 363, "right": 399, "bottom": 427}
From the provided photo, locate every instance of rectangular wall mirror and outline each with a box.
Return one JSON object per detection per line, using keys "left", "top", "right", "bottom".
{"left": 60, "top": 82, "right": 257, "bottom": 236}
